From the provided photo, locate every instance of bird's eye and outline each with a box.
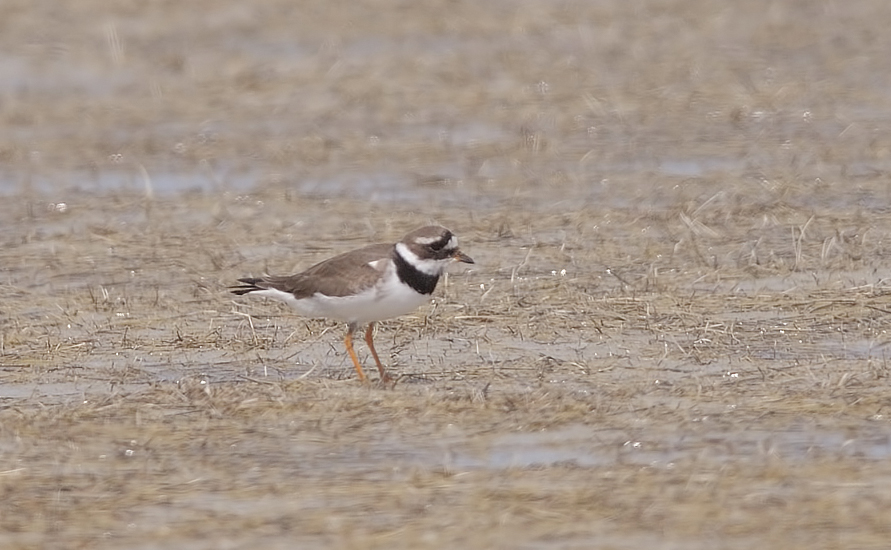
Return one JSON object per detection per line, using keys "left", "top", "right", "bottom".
{"left": 429, "top": 233, "right": 450, "bottom": 251}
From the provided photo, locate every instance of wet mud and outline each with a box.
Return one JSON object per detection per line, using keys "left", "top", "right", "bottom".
{"left": 3, "top": 0, "right": 891, "bottom": 548}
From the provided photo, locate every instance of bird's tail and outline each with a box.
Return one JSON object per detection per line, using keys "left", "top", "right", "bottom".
{"left": 230, "top": 278, "right": 266, "bottom": 296}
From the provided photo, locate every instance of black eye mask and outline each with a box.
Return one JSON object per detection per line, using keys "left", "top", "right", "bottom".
{"left": 429, "top": 232, "right": 452, "bottom": 251}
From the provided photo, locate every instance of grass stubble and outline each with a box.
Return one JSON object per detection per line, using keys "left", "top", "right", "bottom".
{"left": 3, "top": 0, "right": 891, "bottom": 548}
{"left": 2, "top": 186, "right": 891, "bottom": 549}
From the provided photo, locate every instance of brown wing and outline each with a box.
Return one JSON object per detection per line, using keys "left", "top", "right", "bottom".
{"left": 243, "top": 243, "right": 394, "bottom": 299}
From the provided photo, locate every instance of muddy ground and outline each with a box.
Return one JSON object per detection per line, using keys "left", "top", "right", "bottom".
{"left": 3, "top": 0, "right": 891, "bottom": 548}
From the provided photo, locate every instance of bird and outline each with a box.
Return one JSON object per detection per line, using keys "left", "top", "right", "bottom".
{"left": 231, "top": 225, "right": 474, "bottom": 383}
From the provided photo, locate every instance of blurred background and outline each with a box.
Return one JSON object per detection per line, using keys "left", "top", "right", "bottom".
{"left": 4, "top": 0, "right": 890, "bottom": 207}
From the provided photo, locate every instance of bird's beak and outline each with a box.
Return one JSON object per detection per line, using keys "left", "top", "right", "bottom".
{"left": 452, "top": 250, "right": 474, "bottom": 264}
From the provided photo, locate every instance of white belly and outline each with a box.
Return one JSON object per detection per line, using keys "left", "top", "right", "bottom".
{"left": 251, "top": 271, "right": 431, "bottom": 326}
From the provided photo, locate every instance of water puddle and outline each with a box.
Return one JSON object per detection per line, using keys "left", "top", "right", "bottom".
{"left": 281, "top": 424, "right": 891, "bottom": 475}
{"left": 0, "top": 168, "right": 261, "bottom": 196}
{"left": 443, "top": 424, "right": 891, "bottom": 470}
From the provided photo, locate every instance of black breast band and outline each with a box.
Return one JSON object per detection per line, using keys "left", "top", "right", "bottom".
{"left": 393, "top": 252, "right": 439, "bottom": 295}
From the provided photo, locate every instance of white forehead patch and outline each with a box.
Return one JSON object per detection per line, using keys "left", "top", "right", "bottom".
{"left": 414, "top": 234, "right": 458, "bottom": 250}
{"left": 414, "top": 235, "right": 443, "bottom": 245}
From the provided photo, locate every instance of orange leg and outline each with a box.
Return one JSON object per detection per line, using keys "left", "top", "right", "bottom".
{"left": 344, "top": 325, "right": 367, "bottom": 382}
{"left": 364, "top": 323, "right": 392, "bottom": 383}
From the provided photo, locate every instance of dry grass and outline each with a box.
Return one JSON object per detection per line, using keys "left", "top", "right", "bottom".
{"left": 3, "top": 186, "right": 891, "bottom": 549}
{"left": 3, "top": 0, "right": 891, "bottom": 548}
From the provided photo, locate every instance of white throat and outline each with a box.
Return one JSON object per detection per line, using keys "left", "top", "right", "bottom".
{"left": 395, "top": 242, "right": 449, "bottom": 276}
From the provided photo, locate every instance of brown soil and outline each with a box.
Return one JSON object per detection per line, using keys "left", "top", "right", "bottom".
{"left": 2, "top": 1, "right": 891, "bottom": 548}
